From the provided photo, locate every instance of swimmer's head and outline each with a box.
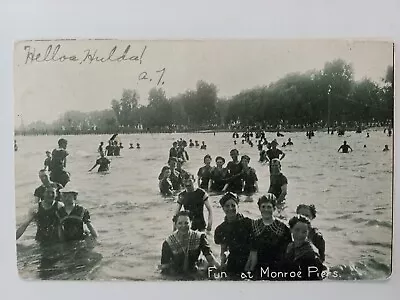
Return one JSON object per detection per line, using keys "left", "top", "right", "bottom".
{"left": 204, "top": 154, "right": 212, "bottom": 165}
{"left": 289, "top": 215, "right": 311, "bottom": 244}
{"left": 43, "top": 187, "right": 57, "bottom": 202}
{"left": 173, "top": 142, "right": 177, "bottom": 147}
{"left": 296, "top": 204, "right": 316, "bottom": 220}
{"left": 168, "top": 157, "right": 178, "bottom": 168}
{"left": 257, "top": 194, "right": 277, "bottom": 217}
{"left": 182, "top": 173, "right": 195, "bottom": 191}
{"left": 173, "top": 210, "right": 192, "bottom": 233}
{"left": 61, "top": 186, "right": 78, "bottom": 204}
{"left": 100, "top": 142, "right": 104, "bottom": 145}
{"left": 45, "top": 151, "right": 51, "bottom": 157}
{"left": 58, "top": 138, "right": 68, "bottom": 149}
{"left": 220, "top": 192, "right": 239, "bottom": 218}
{"left": 215, "top": 156, "right": 226, "bottom": 166}
{"left": 230, "top": 149, "right": 239, "bottom": 159}
{"left": 343, "top": 141, "right": 347, "bottom": 145}
{"left": 241, "top": 155, "right": 251, "bottom": 166}
{"left": 202, "top": 141, "right": 205, "bottom": 145}
{"left": 38, "top": 169, "right": 50, "bottom": 184}
{"left": 270, "top": 158, "right": 282, "bottom": 175}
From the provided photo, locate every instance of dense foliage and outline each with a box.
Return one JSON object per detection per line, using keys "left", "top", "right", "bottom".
{"left": 16, "top": 60, "right": 393, "bottom": 135}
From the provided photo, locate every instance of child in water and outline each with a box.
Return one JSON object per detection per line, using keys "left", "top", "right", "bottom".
{"left": 383, "top": 145, "right": 389, "bottom": 152}
{"left": 285, "top": 215, "right": 325, "bottom": 281}
{"left": 159, "top": 167, "right": 173, "bottom": 196}
{"left": 295, "top": 204, "right": 325, "bottom": 262}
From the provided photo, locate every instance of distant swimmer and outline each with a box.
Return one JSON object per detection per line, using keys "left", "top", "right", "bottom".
{"left": 248, "top": 140, "right": 254, "bottom": 147}
{"left": 286, "top": 138, "right": 293, "bottom": 146}
{"left": 241, "top": 139, "right": 245, "bottom": 144}
{"left": 366, "top": 133, "right": 370, "bottom": 138}
{"left": 200, "top": 141, "right": 207, "bottom": 150}
{"left": 137, "top": 143, "right": 141, "bottom": 149}
{"left": 98, "top": 142, "right": 104, "bottom": 155}
{"left": 209, "top": 156, "right": 228, "bottom": 193}
{"left": 59, "top": 185, "right": 98, "bottom": 241}
{"left": 234, "top": 140, "right": 237, "bottom": 145}
{"left": 44, "top": 151, "right": 52, "bottom": 171}
{"left": 105, "top": 141, "right": 114, "bottom": 156}
{"left": 383, "top": 145, "right": 389, "bottom": 152}
{"left": 177, "top": 145, "right": 189, "bottom": 162}
{"left": 14, "top": 140, "right": 18, "bottom": 152}
{"left": 259, "top": 149, "right": 267, "bottom": 163}
{"left": 195, "top": 140, "right": 200, "bottom": 147}
{"left": 364, "top": 145, "right": 367, "bottom": 148}
{"left": 388, "top": 128, "right": 392, "bottom": 137}
{"left": 282, "top": 142, "right": 286, "bottom": 147}
{"left": 189, "top": 139, "right": 194, "bottom": 147}
{"left": 113, "top": 141, "right": 121, "bottom": 156}
{"left": 16, "top": 186, "right": 66, "bottom": 242}
{"left": 88, "top": 151, "right": 111, "bottom": 172}
{"left": 158, "top": 157, "right": 183, "bottom": 191}
{"left": 159, "top": 166, "right": 173, "bottom": 196}
{"left": 224, "top": 149, "right": 243, "bottom": 193}
{"left": 50, "top": 138, "right": 70, "bottom": 187}
{"left": 129, "top": 143, "right": 134, "bottom": 149}
{"left": 338, "top": 141, "right": 353, "bottom": 153}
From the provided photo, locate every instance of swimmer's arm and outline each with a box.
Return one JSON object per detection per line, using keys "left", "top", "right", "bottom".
{"left": 207, "top": 179, "right": 212, "bottom": 191}
{"left": 204, "top": 199, "right": 213, "bottom": 231}
{"left": 221, "top": 183, "right": 229, "bottom": 192}
{"left": 16, "top": 208, "right": 36, "bottom": 240}
{"left": 337, "top": 146, "right": 342, "bottom": 152}
{"left": 86, "top": 222, "right": 98, "bottom": 238}
{"left": 277, "top": 184, "right": 287, "bottom": 203}
{"left": 280, "top": 152, "right": 286, "bottom": 160}
{"left": 172, "top": 203, "right": 183, "bottom": 231}
{"left": 88, "top": 163, "right": 98, "bottom": 172}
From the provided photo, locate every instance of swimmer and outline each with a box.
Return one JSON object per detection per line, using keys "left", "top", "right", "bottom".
{"left": 195, "top": 140, "right": 200, "bottom": 147}
{"left": 175, "top": 173, "right": 213, "bottom": 232}
{"left": 169, "top": 142, "right": 179, "bottom": 158}
{"left": 266, "top": 139, "right": 285, "bottom": 163}
{"left": 34, "top": 169, "right": 63, "bottom": 203}
{"left": 200, "top": 141, "right": 207, "bottom": 150}
{"left": 296, "top": 204, "right": 325, "bottom": 262}
{"left": 44, "top": 151, "right": 52, "bottom": 171}
{"left": 159, "top": 167, "right": 173, "bottom": 196}
{"left": 224, "top": 149, "right": 243, "bottom": 193}
{"left": 59, "top": 186, "right": 98, "bottom": 241}
{"left": 16, "top": 186, "right": 66, "bottom": 243}
{"left": 241, "top": 155, "right": 258, "bottom": 196}
{"left": 113, "top": 141, "right": 121, "bottom": 156}
{"left": 282, "top": 142, "right": 286, "bottom": 147}
{"left": 383, "top": 145, "right": 389, "bottom": 152}
{"left": 234, "top": 140, "right": 237, "bottom": 145}
{"left": 98, "top": 142, "right": 104, "bottom": 155}
{"left": 105, "top": 140, "right": 114, "bottom": 156}
{"left": 286, "top": 138, "right": 293, "bottom": 146}
{"left": 364, "top": 145, "right": 367, "bottom": 148}
{"left": 337, "top": 141, "right": 353, "bottom": 153}
{"left": 50, "top": 138, "right": 70, "bottom": 187}
{"left": 136, "top": 143, "right": 141, "bottom": 149}
{"left": 285, "top": 215, "right": 325, "bottom": 281}
{"left": 209, "top": 156, "right": 228, "bottom": 193}
{"left": 129, "top": 143, "right": 134, "bottom": 149}
{"left": 88, "top": 151, "right": 111, "bottom": 172}
{"left": 366, "top": 133, "right": 370, "bottom": 138}
{"left": 14, "top": 140, "right": 18, "bottom": 152}
{"left": 197, "top": 154, "right": 212, "bottom": 190}
{"left": 189, "top": 139, "right": 194, "bottom": 147}
{"left": 268, "top": 159, "right": 287, "bottom": 205}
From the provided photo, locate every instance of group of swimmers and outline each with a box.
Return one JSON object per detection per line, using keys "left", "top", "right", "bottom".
{"left": 16, "top": 138, "right": 98, "bottom": 246}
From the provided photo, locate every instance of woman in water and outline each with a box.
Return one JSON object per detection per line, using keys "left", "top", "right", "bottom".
{"left": 160, "top": 211, "right": 219, "bottom": 277}
{"left": 248, "top": 194, "right": 292, "bottom": 279}
{"left": 214, "top": 192, "right": 255, "bottom": 279}
{"left": 209, "top": 156, "right": 229, "bottom": 193}
{"left": 284, "top": 215, "right": 325, "bottom": 280}
{"left": 197, "top": 154, "right": 213, "bottom": 191}
{"left": 175, "top": 173, "right": 213, "bottom": 232}
{"left": 296, "top": 204, "right": 325, "bottom": 262}
{"left": 59, "top": 186, "right": 98, "bottom": 241}
{"left": 159, "top": 166, "right": 174, "bottom": 196}
{"left": 240, "top": 155, "right": 258, "bottom": 197}
{"left": 224, "top": 149, "right": 243, "bottom": 193}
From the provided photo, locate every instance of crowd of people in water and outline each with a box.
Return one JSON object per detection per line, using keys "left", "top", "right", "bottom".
{"left": 14, "top": 125, "right": 392, "bottom": 281}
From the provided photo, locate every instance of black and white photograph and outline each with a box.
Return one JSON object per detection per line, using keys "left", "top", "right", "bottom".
{"left": 14, "top": 39, "right": 394, "bottom": 281}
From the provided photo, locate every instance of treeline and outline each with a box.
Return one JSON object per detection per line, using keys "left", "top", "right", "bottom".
{"left": 16, "top": 59, "right": 393, "bottom": 136}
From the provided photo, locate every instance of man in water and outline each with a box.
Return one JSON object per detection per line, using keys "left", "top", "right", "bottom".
{"left": 338, "top": 141, "right": 353, "bottom": 153}
{"left": 50, "top": 138, "right": 70, "bottom": 187}
{"left": 34, "top": 169, "right": 63, "bottom": 203}
{"left": 88, "top": 151, "right": 111, "bottom": 172}
{"left": 266, "top": 139, "right": 285, "bottom": 163}
{"left": 223, "top": 149, "right": 243, "bottom": 193}
{"left": 44, "top": 151, "right": 52, "bottom": 171}
{"left": 16, "top": 186, "right": 66, "bottom": 243}
{"left": 268, "top": 158, "right": 288, "bottom": 205}
{"left": 98, "top": 142, "right": 104, "bottom": 155}
{"left": 383, "top": 145, "right": 390, "bottom": 152}
{"left": 286, "top": 138, "right": 293, "bottom": 145}
{"left": 169, "top": 142, "right": 179, "bottom": 159}
{"left": 113, "top": 141, "right": 121, "bottom": 156}
{"left": 59, "top": 186, "right": 98, "bottom": 241}
{"left": 105, "top": 140, "right": 114, "bottom": 156}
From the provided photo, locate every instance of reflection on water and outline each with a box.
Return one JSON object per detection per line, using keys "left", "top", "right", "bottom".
{"left": 15, "top": 130, "right": 393, "bottom": 280}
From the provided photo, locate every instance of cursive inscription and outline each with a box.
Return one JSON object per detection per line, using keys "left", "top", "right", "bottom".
{"left": 23, "top": 44, "right": 147, "bottom": 65}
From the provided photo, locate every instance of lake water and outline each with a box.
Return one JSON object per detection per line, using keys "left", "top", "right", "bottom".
{"left": 15, "top": 130, "right": 393, "bottom": 281}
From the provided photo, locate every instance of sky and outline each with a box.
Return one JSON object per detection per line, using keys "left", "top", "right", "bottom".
{"left": 14, "top": 40, "right": 393, "bottom": 127}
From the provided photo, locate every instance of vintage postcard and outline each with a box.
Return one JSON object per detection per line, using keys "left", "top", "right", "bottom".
{"left": 14, "top": 40, "right": 394, "bottom": 281}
